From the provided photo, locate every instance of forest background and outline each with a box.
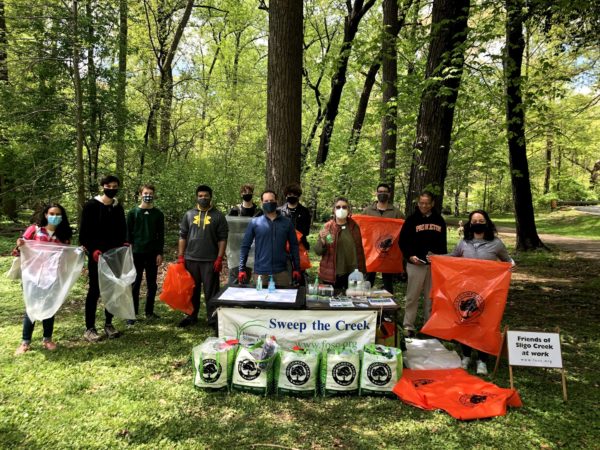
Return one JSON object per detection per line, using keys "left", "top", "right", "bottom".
{"left": 0, "top": 0, "right": 598, "bottom": 246}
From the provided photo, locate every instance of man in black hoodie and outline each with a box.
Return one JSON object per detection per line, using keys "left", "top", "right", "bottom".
{"left": 399, "top": 191, "right": 447, "bottom": 337}
{"left": 79, "top": 175, "right": 127, "bottom": 342}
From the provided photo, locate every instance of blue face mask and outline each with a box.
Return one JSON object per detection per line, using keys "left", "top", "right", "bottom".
{"left": 262, "top": 202, "right": 277, "bottom": 214}
{"left": 47, "top": 215, "right": 62, "bottom": 226}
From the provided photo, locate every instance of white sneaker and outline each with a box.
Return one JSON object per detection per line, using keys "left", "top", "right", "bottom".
{"left": 461, "top": 356, "right": 471, "bottom": 370}
{"left": 476, "top": 360, "right": 488, "bottom": 375}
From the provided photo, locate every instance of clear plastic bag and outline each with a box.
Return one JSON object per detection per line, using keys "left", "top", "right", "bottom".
{"left": 20, "top": 241, "right": 85, "bottom": 321}
{"left": 5, "top": 257, "right": 21, "bottom": 280}
{"left": 98, "top": 246, "right": 136, "bottom": 320}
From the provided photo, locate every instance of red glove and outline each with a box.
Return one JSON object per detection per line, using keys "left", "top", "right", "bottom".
{"left": 292, "top": 271, "right": 302, "bottom": 282}
{"left": 92, "top": 250, "right": 102, "bottom": 262}
{"left": 122, "top": 242, "right": 130, "bottom": 247}
{"left": 177, "top": 255, "right": 185, "bottom": 264}
{"left": 238, "top": 271, "right": 247, "bottom": 284}
{"left": 213, "top": 256, "right": 223, "bottom": 273}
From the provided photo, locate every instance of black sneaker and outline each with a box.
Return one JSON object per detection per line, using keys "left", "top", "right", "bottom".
{"left": 104, "top": 324, "right": 122, "bottom": 339}
{"left": 146, "top": 313, "right": 161, "bottom": 320}
{"left": 177, "top": 316, "right": 198, "bottom": 328}
{"left": 126, "top": 320, "right": 136, "bottom": 327}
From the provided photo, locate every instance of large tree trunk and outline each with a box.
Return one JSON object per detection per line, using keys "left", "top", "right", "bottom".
{"left": 86, "top": 0, "right": 100, "bottom": 195}
{"left": 315, "top": 0, "right": 376, "bottom": 166}
{"left": 380, "top": 0, "right": 399, "bottom": 200}
{"left": 504, "top": 0, "right": 544, "bottom": 250}
{"left": 115, "top": 0, "right": 127, "bottom": 182}
{"left": 405, "top": 0, "right": 471, "bottom": 213}
{"left": 266, "top": 0, "right": 303, "bottom": 200}
{"left": 72, "top": 0, "right": 86, "bottom": 220}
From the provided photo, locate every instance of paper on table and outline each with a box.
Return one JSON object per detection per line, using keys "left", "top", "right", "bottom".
{"left": 218, "top": 287, "right": 297, "bottom": 303}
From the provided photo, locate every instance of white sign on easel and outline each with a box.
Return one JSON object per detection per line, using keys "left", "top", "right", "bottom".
{"left": 507, "top": 331, "right": 563, "bottom": 368}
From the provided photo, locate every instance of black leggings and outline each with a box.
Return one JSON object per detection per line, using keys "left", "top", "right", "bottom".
{"left": 85, "top": 258, "right": 113, "bottom": 329}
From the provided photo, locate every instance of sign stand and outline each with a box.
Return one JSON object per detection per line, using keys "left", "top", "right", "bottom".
{"left": 494, "top": 326, "right": 567, "bottom": 402}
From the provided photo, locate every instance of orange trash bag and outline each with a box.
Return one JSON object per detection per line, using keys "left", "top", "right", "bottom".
{"left": 352, "top": 215, "right": 404, "bottom": 273}
{"left": 159, "top": 263, "right": 195, "bottom": 315}
{"left": 393, "top": 368, "right": 522, "bottom": 420}
{"left": 421, "top": 256, "right": 512, "bottom": 356}
{"left": 285, "top": 230, "right": 312, "bottom": 270}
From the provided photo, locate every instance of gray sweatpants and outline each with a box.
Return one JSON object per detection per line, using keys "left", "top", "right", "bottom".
{"left": 185, "top": 260, "right": 220, "bottom": 325}
{"left": 402, "top": 263, "right": 432, "bottom": 331}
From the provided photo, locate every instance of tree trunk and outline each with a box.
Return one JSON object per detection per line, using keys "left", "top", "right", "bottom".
{"left": 266, "top": 0, "right": 303, "bottom": 200}
{"left": 315, "top": 0, "right": 376, "bottom": 166}
{"left": 504, "top": 0, "right": 544, "bottom": 250}
{"left": 380, "top": 0, "right": 399, "bottom": 200}
{"left": 86, "top": 0, "right": 100, "bottom": 195}
{"left": 405, "top": 0, "right": 471, "bottom": 214}
{"left": 72, "top": 0, "right": 86, "bottom": 221}
{"left": 0, "top": 0, "right": 6, "bottom": 82}
{"left": 115, "top": 0, "right": 127, "bottom": 182}
{"left": 543, "top": 131, "right": 552, "bottom": 194}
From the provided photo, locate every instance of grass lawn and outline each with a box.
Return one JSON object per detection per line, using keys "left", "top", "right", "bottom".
{"left": 1, "top": 226, "right": 598, "bottom": 449}
{"left": 445, "top": 208, "right": 600, "bottom": 241}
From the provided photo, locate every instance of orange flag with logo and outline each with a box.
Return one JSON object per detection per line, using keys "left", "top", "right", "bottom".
{"left": 352, "top": 215, "right": 404, "bottom": 273}
{"left": 393, "top": 368, "right": 522, "bottom": 420}
{"left": 421, "top": 256, "right": 512, "bottom": 356}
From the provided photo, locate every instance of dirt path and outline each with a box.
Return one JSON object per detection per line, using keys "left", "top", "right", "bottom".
{"left": 497, "top": 227, "right": 600, "bottom": 259}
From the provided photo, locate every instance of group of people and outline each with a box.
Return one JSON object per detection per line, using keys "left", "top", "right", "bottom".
{"left": 13, "top": 178, "right": 514, "bottom": 376}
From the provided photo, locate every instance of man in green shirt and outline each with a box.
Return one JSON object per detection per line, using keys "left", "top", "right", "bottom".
{"left": 127, "top": 184, "right": 165, "bottom": 324}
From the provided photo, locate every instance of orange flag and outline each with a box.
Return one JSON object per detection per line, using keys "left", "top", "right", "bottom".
{"left": 421, "top": 256, "right": 512, "bottom": 356}
{"left": 352, "top": 215, "right": 404, "bottom": 273}
{"left": 393, "top": 368, "right": 522, "bottom": 420}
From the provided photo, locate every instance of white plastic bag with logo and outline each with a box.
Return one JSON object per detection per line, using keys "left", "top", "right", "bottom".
{"left": 275, "top": 348, "right": 319, "bottom": 397}
{"left": 192, "top": 337, "right": 238, "bottom": 391}
{"left": 20, "top": 241, "right": 85, "bottom": 321}
{"left": 320, "top": 347, "right": 360, "bottom": 396}
{"left": 359, "top": 344, "right": 402, "bottom": 396}
{"left": 98, "top": 246, "right": 136, "bottom": 320}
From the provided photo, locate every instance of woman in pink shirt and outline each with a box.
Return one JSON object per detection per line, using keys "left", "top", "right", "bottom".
{"left": 14, "top": 203, "right": 73, "bottom": 355}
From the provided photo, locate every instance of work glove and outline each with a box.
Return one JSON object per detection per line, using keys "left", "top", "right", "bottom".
{"left": 92, "top": 250, "right": 102, "bottom": 263}
{"left": 213, "top": 256, "right": 223, "bottom": 273}
{"left": 177, "top": 255, "right": 185, "bottom": 264}
{"left": 238, "top": 271, "right": 247, "bottom": 284}
{"left": 292, "top": 271, "right": 302, "bottom": 282}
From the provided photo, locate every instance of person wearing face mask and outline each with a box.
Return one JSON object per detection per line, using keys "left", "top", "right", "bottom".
{"left": 314, "top": 197, "right": 366, "bottom": 290}
{"left": 399, "top": 191, "right": 447, "bottom": 338}
{"left": 178, "top": 185, "right": 228, "bottom": 329}
{"left": 79, "top": 175, "right": 128, "bottom": 342}
{"left": 228, "top": 184, "right": 260, "bottom": 217}
{"left": 14, "top": 203, "right": 73, "bottom": 355}
{"left": 363, "top": 183, "right": 404, "bottom": 294}
{"left": 449, "top": 209, "right": 514, "bottom": 375}
{"left": 278, "top": 183, "right": 311, "bottom": 249}
{"left": 126, "top": 184, "right": 165, "bottom": 325}
{"left": 238, "top": 190, "right": 301, "bottom": 288}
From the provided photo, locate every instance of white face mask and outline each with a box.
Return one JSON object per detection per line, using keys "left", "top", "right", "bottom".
{"left": 335, "top": 208, "right": 349, "bottom": 220}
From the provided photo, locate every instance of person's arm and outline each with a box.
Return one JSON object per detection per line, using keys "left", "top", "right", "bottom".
{"left": 239, "top": 221, "right": 254, "bottom": 271}
{"left": 178, "top": 212, "right": 189, "bottom": 260}
{"left": 288, "top": 223, "right": 300, "bottom": 270}
{"left": 495, "top": 238, "right": 515, "bottom": 265}
{"left": 117, "top": 205, "right": 127, "bottom": 244}
{"left": 157, "top": 210, "right": 165, "bottom": 255}
{"left": 448, "top": 240, "right": 464, "bottom": 257}
{"left": 314, "top": 225, "right": 328, "bottom": 256}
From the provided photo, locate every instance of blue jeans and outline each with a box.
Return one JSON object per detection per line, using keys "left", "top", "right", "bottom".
{"left": 22, "top": 313, "right": 54, "bottom": 344}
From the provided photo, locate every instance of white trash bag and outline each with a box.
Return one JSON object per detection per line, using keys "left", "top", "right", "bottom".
{"left": 20, "top": 241, "right": 85, "bottom": 321}
{"left": 98, "top": 246, "right": 136, "bottom": 320}
{"left": 404, "top": 338, "right": 462, "bottom": 370}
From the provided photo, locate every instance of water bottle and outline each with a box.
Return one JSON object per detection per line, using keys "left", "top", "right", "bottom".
{"left": 268, "top": 275, "right": 276, "bottom": 292}
{"left": 256, "top": 275, "right": 263, "bottom": 291}
{"left": 348, "top": 269, "right": 364, "bottom": 289}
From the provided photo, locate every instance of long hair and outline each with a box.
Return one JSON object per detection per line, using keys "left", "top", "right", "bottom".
{"left": 38, "top": 203, "right": 73, "bottom": 243}
{"left": 463, "top": 209, "right": 497, "bottom": 241}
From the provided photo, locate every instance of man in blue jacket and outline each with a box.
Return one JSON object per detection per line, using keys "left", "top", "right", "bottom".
{"left": 238, "top": 190, "right": 301, "bottom": 287}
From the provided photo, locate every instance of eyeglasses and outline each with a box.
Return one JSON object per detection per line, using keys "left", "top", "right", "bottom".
{"left": 335, "top": 205, "right": 348, "bottom": 209}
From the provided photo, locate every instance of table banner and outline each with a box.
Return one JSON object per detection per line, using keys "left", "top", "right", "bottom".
{"left": 218, "top": 308, "right": 377, "bottom": 351}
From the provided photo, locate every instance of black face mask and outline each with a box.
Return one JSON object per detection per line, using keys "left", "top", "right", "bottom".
{"left": 104, "top": 188, "right": 118, "bottom": 199}
{"left": 377, "top": 193, "right": 389, "bottom": 203}
{"left": 286, "top": 196, "right": 299, "bottom": 205}
{"left": 262, "top": 202, "right": 277, "bottom": 214}
{"left": 242, "top": 194, "right": 253, "bottom": 202}
{"left": 197, "top": 198, "right": 211, "bottom": 209}
{"left": 470, "top": 223, "right": 487, "bottom": 234}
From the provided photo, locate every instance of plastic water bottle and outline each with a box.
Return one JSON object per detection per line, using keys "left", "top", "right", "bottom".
{"left": 268, "top": 275, "right": 276, "bottom": 292}
{"left": 348, "top": 269, "right": 364, "bottom": 288}
{"left": 256, "top": 275, "right": 263, "bottom": 291}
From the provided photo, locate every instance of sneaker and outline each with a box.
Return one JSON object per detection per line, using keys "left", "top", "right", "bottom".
{"left": 404, "top": 329, "right": 416, "bottom": 338}
{"left": 42, "top": 340, "right": 57, "bottom": 351}
{"left": 15, "top": 343, "right": 31, "bottom": 355}
{"left": 476, "top": 360, "right": 488, "bottom": 376}
{"left": 146, "top": 313, "right": 160, "bottom": 320}
{"left": 126, "top": 320, "right": 136, "bottom": 327}
{"left": 177, "top": 316, "right": 198, "bottom": 328}
{"left": 104, "top": 324, "right": 122, "bottom": 339}
{"left": 84, "top": 328, "right": 102, "bottom": 342}
{"left": 461, "top": 356, "right": 472, "bottom": 370}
